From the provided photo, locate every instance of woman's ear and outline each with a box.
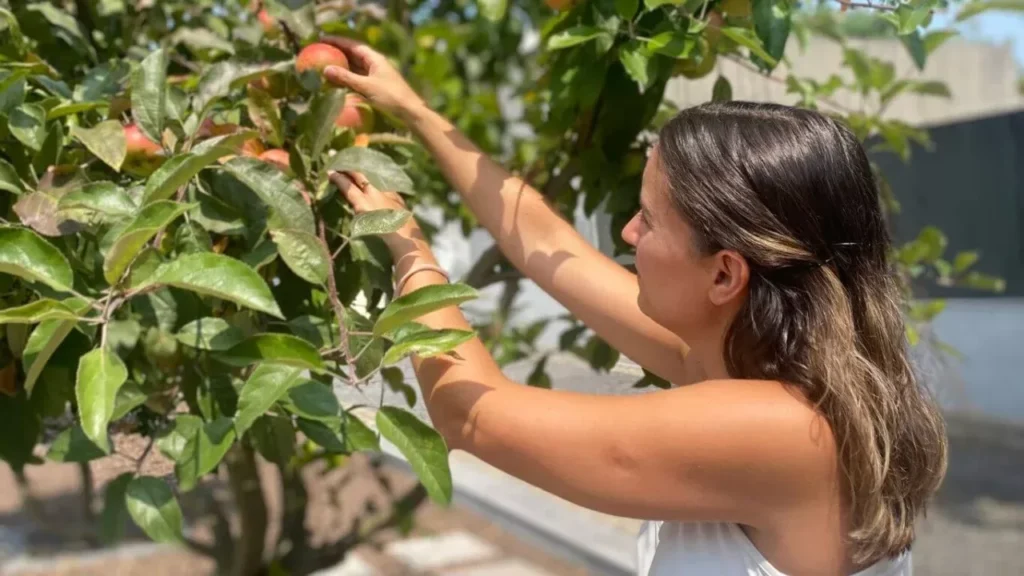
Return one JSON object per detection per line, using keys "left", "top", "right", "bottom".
{"left": 708, "top": 250, "right": 750, "bottom": 306}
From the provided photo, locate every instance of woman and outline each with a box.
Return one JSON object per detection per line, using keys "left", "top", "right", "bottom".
{"left": 318, "top": 37, "right": 947, "bottom": 576}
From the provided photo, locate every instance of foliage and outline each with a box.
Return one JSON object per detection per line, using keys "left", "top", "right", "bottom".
{"left": 0, "top": 0, "right": 1010, "bottom": 573}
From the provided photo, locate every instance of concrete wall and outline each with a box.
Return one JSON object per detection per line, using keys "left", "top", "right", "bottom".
{"left": 666, "top": 36, "right": 1024, "bottom": 127}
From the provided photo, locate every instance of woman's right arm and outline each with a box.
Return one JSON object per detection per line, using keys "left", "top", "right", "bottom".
{"left": 322, "top": 38, "right": 689, "bottom": 384}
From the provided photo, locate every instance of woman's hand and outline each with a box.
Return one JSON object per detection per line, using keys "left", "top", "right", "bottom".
{"left": 319, "top": 36, "right": 426, "bottom": 120}
{"left": 328, "top": 170, "right": 421, "bottom": 256}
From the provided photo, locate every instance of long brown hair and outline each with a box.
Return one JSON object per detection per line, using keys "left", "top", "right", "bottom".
{"left": 657, "top": 101, "right": 947, "bottom": 564}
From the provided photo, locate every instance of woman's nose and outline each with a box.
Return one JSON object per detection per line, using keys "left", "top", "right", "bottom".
{"left": 621, "top": 213, "right": 640, "bottom": 247}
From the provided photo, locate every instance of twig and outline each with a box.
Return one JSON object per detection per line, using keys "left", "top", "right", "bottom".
{"left": 331, "top": 239, "right": 349, "bottom": 260}
{"left": 136, "top": 437, "right": 155, "bottom": 472}
{"left": 721, "top": 54, "right": 858, "bottom": 115}
{"left": 318, "top": 218, "right": 355, "bottom": 383}
{"left": 835, "top": 0, "right": 898, "bottom": 11}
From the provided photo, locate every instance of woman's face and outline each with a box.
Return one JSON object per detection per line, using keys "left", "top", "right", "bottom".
{"left": 621, "top": 148, "right": 746, "bottom": 341}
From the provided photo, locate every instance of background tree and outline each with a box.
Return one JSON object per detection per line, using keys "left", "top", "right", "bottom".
{"left": 0, "top": 0, "right": 1011, "bottom": 574}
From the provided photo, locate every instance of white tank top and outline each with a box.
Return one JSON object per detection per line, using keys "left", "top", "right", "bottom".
{"left": 637, "top": 521, "right": 912, "bottom": 576}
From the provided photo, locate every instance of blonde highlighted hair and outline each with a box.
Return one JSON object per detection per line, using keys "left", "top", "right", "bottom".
{"left": 658, "top": 101, "right": 947, "bottom": 564}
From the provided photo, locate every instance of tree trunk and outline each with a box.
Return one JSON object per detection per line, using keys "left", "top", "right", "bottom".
{"left": 277, "top": 466, "right": 314, "bottom": 574}
{"left": 226, "top": 444, "right": 268, "bottom": 576}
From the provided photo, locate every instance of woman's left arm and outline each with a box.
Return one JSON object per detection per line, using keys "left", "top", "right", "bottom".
{"left": 331, "top": 172, "right": 836, "bottom": 527}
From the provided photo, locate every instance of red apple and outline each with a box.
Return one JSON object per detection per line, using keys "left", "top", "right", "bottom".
{"left": 545, "top": 0, "right": 577, "bottom": 11}
{"left": 334, "top": 94, "right": 374, "bottom": 133}
{"left": 257, "top": 9, "right": 279, "bottom": 38}
{"left": 259, "top": 149, "right": 293, "bottom": 175}
{"left": 123, "top": 123, "right": 164, "bottom": 176}
{"left": 295, "top": 42, "right": 349, "bottom": 76}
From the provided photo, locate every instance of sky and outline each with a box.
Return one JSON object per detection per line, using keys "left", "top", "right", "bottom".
{"left": 931, "top": 12, "right": 1024, "bottom": 67}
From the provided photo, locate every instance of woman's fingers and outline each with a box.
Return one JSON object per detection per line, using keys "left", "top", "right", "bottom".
{"left": 319, "top": 36, "right": 378, "bottom": 73}
{"left": 329, "top": 171, "right": 368, "bottom": 210}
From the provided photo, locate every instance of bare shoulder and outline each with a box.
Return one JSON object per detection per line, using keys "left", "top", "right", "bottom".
{"left": 626, "top": 378, "right": 841, "bottom": 512}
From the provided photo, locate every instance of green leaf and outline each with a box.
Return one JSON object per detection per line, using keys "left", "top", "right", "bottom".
{"left": 251, "top": 415, "right": 295, "bottom": 465}
{"left": 479, "top": 0, "right": 508, "bottom": 20}
{"left": 175, "top": 417, "right": 236, "bottom": 492}
{"left": 173, "top": 27, "right": 236, "bottom": 55}
{"left": 712, "top": 75, "right": 733, "bottom": 102}
{"left": 176, "top": 317, "right": 245, "bottom": 351}
{"left": 891, "top": 4, "right": 931, "bottom": 34}
{"left": 326, "top": 148, "right": 415, "bottom": 195}
{"left": 547, "top": 26, "right": 609, "bottom": 51}
{"left": 0, "top": 158, "right": 22, "bottom": 194}
{"left": 342, "top": 411, "right": 381, "bottom": 452}
{"left": 720, "top": 27, "right": 777, "bottom": 67}
{"left": 141, "top": 132, "right": 254, "bottom": 204}
{"left": 216, "top": 334, "right": 325, "bottom": 372}
{"left": 0, "top": 299, "right": 83, "bottom": 324}
{"left": 374, "top": 284, "right": 479, "bottom": 336}
{"left": 125, "top": 477, "right": 183, "bottom": 544}
{"left": 270, "top": 228, "right": 329, "bottom": 284}
{"left": 305, "top": 89, "right": 346, "bottom": 161}
{"left": 175, "top": 221, "right": 212, "bottom": 253}
{"left": 751, "top": 0, "right": 791, "bottom": 70}
{"left": 138, "top": 253, "right": 284, "bottom": 319}
{"left": 646, "top": 31, "right": 696, "bottom": 59}
{"left": 100, "top": 472, "right": 133, "bottom": 545}
{"left": 297, "top": 418, "right": 346, "bottom": 453}
{"left": 34, "top": 123, "right": 63, "bottom": 176}
{"left": 9, "top": 103, "right": 47, "bottom": 150}
{"left": 0, "top": 227, "right": 74, "bottom": 292}
{"left": 74, "top": 61, "right": 130, "bottom": 102}
{"left": 377, "top": 407, "right": 452, "bottom": 504}
{"left": 644, "top": 0, "right": 683, "bottom": 8}
{"left": 527, "top": 356, "right": 552, "bottom": 389}
{"left": 131, "top": 48, "right": 168, "bottom": 144}
{"left": 923, "top": 29, "right": 958, "bottom": 54}
{"left": 382, "top": 328, "right": 474, "bottom": 366}
{"left": 71, "top": 121, "right": 127, "bottom": 172}
{"left": 616, "top": 0, "right": 640, "bottom": 18}
{"left": 234, "top": 364, "right": 304, "bottom": 436}
{"left": 953, "top": 251, "right": 979, "bottom": 274}
{"left": 282, "top": 380, "right": 340, "bottom": 423}
{"left": 618, "top": 41, "right": 652, "bottom": 90}
{"left": 960, "top": 271, "right": 1006, "bottom": 293}
{"left": 58, "top": 182, "right": 136, "bottom": 221}
{"left": 103, "top": 201, "right": 195, "bottom": 284}
{"left": 22, "top": 319, "right": 77, "bottom": 396}
{"left": 46, "top": 425, "right": 107, "bottom": 462}
{"left": 632, "top": 368, "right": 671, "bottom": 389}
{"left": 909, "top": 81, "right": 951, "bottom": 98}
{"left": 26, "top": 3, "right": 94, "bottom": 59}
{"left": 47, "top": 100, "right": 107, "bottom": 119}
{"left": 350, "top": 209, "right": 412, "bottom": 239}
{"left": 900, "top": 30, "right": 927, "bottom": 71}
{"left": 246, "top": 84, "right": 283, "bottom": 147}
{"left": 111, "top": 382, "right": 147, "bottom": 421}
{"left": 75, "top": 347, "right": 128, "bottom": 453}
{"left": 221, "top": 157, "right": 315, "bottom": 234}
{"left": 156, "top": 415, "right": 200, "bottom": 461}
{"left": 195, "top": 60, "right": 294, "bottom": 114}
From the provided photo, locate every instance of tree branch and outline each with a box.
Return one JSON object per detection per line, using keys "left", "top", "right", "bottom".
{"left": 318, "top": 218, "right": 355, "bottom": 383}
{"left": 835, "top": 0, "right": 898, "bottom": 11}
